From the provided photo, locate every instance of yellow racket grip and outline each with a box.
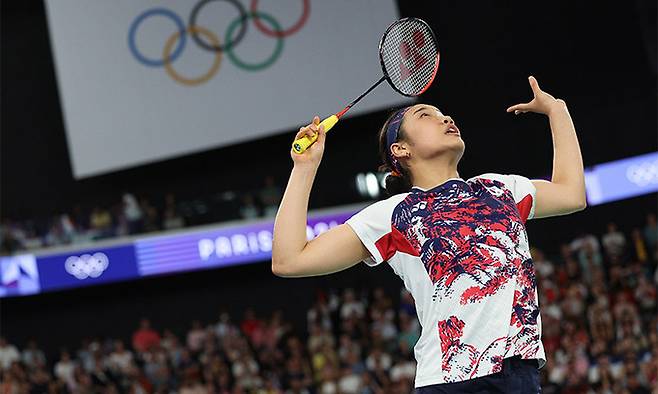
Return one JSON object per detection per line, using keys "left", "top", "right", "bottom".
{"left": 292, "top": 115, "right": 339, "bottom": 154}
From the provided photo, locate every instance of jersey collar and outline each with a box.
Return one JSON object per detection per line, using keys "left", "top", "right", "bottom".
{"left": 411, "top": 177, "right": 466, "bottom": 193}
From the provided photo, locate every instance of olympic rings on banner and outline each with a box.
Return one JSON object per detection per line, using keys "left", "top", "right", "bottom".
{"left": 251, "top": 0, "right": 310, "bottom": 38}
{"left": 164, "top": 26, "right": 223, "bottom": 86}
{"left": 127, "top": 0, "right": 310, "bottom": 86}
{"left": 225, "top": 12, "right": 283, "bottom": 71}
{"left": 189, "top": 0, "right": 247, "bottom": 52}
{"left": 129, "top": 8, "right": 187, "bottom": 67}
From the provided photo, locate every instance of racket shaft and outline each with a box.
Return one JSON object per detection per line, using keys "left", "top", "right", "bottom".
{"left": 341, "top": 75, "right": 387, "bottom": 116}
{"left": 291, "top": 76, "right": 386, "bottom": 154}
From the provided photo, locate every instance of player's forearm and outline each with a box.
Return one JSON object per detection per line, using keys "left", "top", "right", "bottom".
{"left": 547, "top": 102, "right": 586, "bottom": 206}
{"left": 272, "top": 164, "right": 317, "bottom": 273}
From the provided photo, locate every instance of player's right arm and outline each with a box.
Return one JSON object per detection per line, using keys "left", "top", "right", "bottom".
{"left": 271, "top": 116, "right": 370, "bottom": 278}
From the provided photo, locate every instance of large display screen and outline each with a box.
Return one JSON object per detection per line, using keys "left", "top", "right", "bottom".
{"left": 44, "top": 0, "right": 410, "bottom": 178}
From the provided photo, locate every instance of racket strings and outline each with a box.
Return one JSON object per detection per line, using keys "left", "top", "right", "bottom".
{"left": 380, "top": 19, "right": 438, "bottom": 96}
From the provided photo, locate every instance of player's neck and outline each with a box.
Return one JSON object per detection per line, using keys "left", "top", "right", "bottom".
{"left": 410, "top": 159, "right": 460, "bottom": 190}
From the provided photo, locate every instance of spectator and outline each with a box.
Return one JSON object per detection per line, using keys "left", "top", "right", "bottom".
{"left": 186, "top": 320, "right": 207, "bottom": 354}
{"left": 0, "top": 220, "right": 23, "bottom": 254}
{"left": 0, "top": 337, "right": 20, "bottom": 371}
{"left": 44, "top": 217, "right": 69, "bottom": 246}
{"left": 140, "top": 197, "right": 161, "bottom": 233}
{"left": 90, "top": 206, "right": 113, "bottom": 239}
{"left": 54, "top": 350, "right": 76, "bottom": 391}
{"left": 631, "top": 227, "right": 650, "bottom": 264}
{"left": 71, "top": 204, "right": 89, "bottom": 232}
{"left": 132, "top": 318, "right": 161, "bottom": 353}
{"left": 390, "top": 349, "right": 415, "bottom": 384}
{"left": 239, "top": 193, "right": 260, "bottom": 219}
{"left": 214, "top": 311, "right": 238, "bottom": 340}
{"left": 338, "top": 361, "right": 362, "bottom": 394}
{"left": 163, "top": 195, "right": 185, "bottom": 230}
{"left": 122, "top": 192, "right": 144, "bottom": 234}
{"left": 341, "top": 288, "right": 365, "bottom": 320}
{"left": 602, "top": 222, "right": 627, "bottom": 261}
{"left": 570, "top": 231, "right": 601, "bottom": 259}
{"left": 108, "top": 340, "right": 134, "bottom": 375}
{"left": 307, "top": 294, "right": 333, "bottom": 332}
{"left": 241, "top": 308, "right": 262, "bottom": 341}
{"left": 21, "top": 339, "right": 46, "bottom": 369}
{"left": 397, "top": 313, "right": 420, "bottom": 354}
{"left": 365, "top": 346, "right": 392, "bottom": 372}
{"left": 179, "top": 377, "right": 207, "bottom": 394}
{"left": 635, "top": 276, "right": 657, "bottom": 317}
{"left": 370, "top": 307, "right": 397, "bottom": 350}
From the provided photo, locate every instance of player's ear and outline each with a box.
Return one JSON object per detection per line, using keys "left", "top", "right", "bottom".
{"left": 390, "top": 142, "right": 407, "bottom": 160}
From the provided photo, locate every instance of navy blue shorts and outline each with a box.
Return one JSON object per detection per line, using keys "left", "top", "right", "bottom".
{"left": 415, "top": 356, "right": 541, "bottom": 393}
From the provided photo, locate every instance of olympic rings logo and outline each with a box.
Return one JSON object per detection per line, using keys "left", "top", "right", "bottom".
{"left": 65, "top": 253, "right": 110, "bottom": 280}
{"left": 626, "top": 159, "right": 658, "bottom": 187}
{"left": 128, "top": 0, "right": 310, "bottom": 86}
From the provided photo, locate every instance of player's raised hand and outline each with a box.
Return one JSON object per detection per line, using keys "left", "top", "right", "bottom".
{"left": 506, "top": 76, "right": 566, "bottom": 116}
{"left": 290, "top": 116, "right": 326, "bottom": 168}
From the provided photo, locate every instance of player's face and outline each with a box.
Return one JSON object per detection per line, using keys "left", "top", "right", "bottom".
{"left": 402, "top": 104, "right": 465, "bottom": 161}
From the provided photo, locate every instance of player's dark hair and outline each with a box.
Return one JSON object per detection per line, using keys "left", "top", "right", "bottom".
{"left": 378, "top": 109, "right": 413, "bottom": 196}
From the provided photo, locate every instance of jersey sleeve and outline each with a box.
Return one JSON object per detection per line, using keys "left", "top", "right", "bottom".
{"left": 474, "top": 173, "right": 537, "bottom": 222}
{"left": 345, "top": 200, "right": 393, "bottom": 267}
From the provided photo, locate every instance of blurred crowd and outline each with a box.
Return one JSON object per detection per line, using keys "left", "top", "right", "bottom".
{"left": 0, "top": 176, "right": 283, "bottom": 255}
{"left": 1, "top": 213, "right": 657, "bottom": 394}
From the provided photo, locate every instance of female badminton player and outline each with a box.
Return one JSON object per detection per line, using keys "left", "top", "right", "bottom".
{"left": 272, "top": 75, "right": 585, "bottom": 393}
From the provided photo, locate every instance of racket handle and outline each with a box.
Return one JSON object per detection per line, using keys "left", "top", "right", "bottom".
{"left": 292, "top": 115, "right": 339, "bottom": 154}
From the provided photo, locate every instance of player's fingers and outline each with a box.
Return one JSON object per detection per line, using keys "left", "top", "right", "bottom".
{"left": 528, "top": 76, "right": 541, "bottom": 95}
{"left": 312, "top": 115, "right": 320, "bottom": 125}
{"left": 296, "top": 126, "right": 311, "bottom": 139}
{"left": 295, "top": 126, "right": 314, "bottom": 139}
{"left": 506, "top": 103, "right": 531, "bottom": 113}
{"left": 310, "top": 121, "right": 319, "bottom": 133}
{"left": 316, "top": 125, "right": 326, "bottom": 146}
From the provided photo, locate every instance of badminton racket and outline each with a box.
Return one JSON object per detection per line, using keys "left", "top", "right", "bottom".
{"left": 292, "top": 17, "right": 440, "bottom": 154}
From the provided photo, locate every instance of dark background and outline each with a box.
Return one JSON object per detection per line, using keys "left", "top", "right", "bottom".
{"left": 1, "top": 1, "right": 656, "bottom": 358}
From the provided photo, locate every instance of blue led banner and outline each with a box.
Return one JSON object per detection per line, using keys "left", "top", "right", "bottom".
{"left": 135, "top": 211, "right": 354, "bottom": 276}
{"left": 37, "top": 245, "right": 140, "bottom": 292}
{"left": 0, "top": 206, "right": 363, "bottom": 297}
{"left": 585, "top": 151, "right": 658, "bottom": 205}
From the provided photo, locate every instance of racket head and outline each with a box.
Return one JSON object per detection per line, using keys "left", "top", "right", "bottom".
{"left": 379, "top": 17, "right": 439, "bottom": 97}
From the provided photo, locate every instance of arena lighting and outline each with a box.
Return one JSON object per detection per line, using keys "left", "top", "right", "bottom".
{"left": 379, "top": 173, "right": 387, "bottom": 189}
{"left": 355, "top": 173, "right": 367, "bottom": 197}
{"left": 365, "top": 173, "right": 380, "bottom": 198}
{"left": 355, "top": 172, "right": 385, "bottom": 199}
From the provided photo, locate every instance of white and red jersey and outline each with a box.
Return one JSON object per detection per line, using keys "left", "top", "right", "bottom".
{"left": 345, "top": 173, "right": 546, "bottom": 387}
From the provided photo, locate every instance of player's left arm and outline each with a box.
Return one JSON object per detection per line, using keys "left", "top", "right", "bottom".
{"left": 507, "top": 76, "right": 587, "bottom": 219}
